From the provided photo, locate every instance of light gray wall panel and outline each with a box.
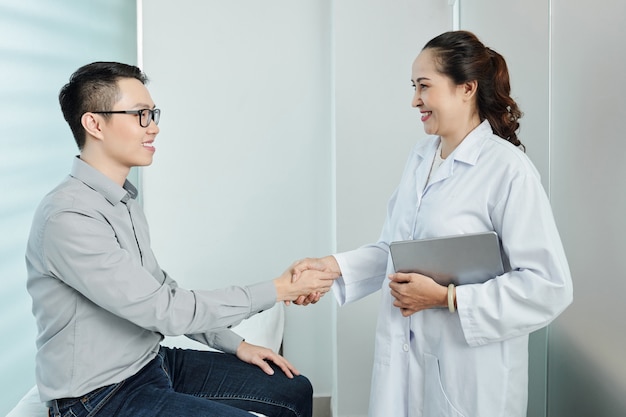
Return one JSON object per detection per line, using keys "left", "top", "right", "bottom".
{"left": 549, "top": 0, "right": 626, "bottom": 415}
{"left": 334, "top": 1, "right": 451, "bottom": 415}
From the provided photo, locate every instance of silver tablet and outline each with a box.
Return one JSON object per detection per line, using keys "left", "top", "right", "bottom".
{"left": 389, "top": 231, "right": 504, "bottom": 285}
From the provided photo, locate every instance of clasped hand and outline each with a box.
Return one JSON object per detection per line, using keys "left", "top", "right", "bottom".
{"left": 287, "top": 256, "right": 341, "bottom": 306}
{"left": 274, "top": 258, "right": 340, "bottom": 304}
{"left": 388, "top": 272, "right": 448, "bottom": 316}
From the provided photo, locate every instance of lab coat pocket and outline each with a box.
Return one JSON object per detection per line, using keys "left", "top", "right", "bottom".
{"left": 423, "top": 353, "right": 467, "bottom": 417}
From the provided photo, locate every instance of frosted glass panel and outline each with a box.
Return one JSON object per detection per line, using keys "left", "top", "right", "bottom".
{"left": 0, "top": 1, "right": 136, "bottom": 413}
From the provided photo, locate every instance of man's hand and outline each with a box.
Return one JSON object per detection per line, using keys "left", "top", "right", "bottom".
{"left": 236, "top": 341, "right": 299, "bottom": 378}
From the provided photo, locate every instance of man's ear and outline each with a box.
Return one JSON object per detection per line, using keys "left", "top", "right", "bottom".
{"left": 81, "top": 112, "right": 105, "bottom": 140}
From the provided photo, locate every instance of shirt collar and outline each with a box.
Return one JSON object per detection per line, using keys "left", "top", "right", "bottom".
{"left": 414, "top": 119, "right": 493, "bottom": 166}
{"left": 449, "top": 119, "right": 493, "bottom": 165}
{"left": 70, "top": 156, "right": 138, "bottom": 205}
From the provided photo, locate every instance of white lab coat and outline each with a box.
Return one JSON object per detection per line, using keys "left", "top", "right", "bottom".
{"left": 333, "top": 121, "right": 573, "bottom": 417}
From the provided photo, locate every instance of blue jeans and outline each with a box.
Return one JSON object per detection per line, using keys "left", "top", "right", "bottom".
{"left": 47, "top": 346, "right": 313, "bottom": 417}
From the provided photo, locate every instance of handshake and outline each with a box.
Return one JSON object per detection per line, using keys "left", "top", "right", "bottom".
{"left": 273, "top": 256, "right": 342, "bottom": 306}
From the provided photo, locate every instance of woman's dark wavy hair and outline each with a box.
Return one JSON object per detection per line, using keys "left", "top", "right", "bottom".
{"left": 423, "top": 31, "right": 524, "bottom": 150}
{"left": 59, "top": 62, "right": 148, "bottom": 150}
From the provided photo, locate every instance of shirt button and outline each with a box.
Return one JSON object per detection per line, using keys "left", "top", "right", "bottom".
{"left": 403, "top": 344, "right": 409, "bottom": 352}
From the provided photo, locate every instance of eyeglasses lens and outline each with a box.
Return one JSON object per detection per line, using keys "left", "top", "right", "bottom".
{"left": 139, "top": 109, "right": 160, "bottom": 127}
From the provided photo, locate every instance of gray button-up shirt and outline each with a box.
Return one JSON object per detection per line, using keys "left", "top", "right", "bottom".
{"left": 26, "top": 157, "right": 276, "bottom": 402}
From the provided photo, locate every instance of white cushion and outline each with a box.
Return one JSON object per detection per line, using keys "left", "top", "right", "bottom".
{"left": 5, "top": 385, "right": 45, "bottom": 417}
{"left": 162, "top": 303, "right": 285, "bottom": 353}
{"left": 6, "top": 305, "right": 283, "bottom": 417}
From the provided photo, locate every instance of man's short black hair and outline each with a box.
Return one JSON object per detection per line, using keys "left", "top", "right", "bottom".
{"left": 59, "top": 62, "right": 148, "bottom": 150}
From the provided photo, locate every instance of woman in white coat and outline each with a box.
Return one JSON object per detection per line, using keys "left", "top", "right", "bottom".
{"left": 295, "top": 31, "right": 573, "bottom": 417}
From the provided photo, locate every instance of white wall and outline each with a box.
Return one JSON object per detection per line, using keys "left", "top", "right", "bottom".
{"left": 141, "top": 0, "right": 336, "bottom": 396}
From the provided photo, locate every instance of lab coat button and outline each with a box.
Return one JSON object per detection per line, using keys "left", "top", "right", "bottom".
{"left": 402, "top": 343, "right": 409, "bottom": 352}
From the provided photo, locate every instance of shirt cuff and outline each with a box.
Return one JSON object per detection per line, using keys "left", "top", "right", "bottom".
{"left": 205, "top": 329, "right": 245, "bottom": 354}
{"left": 246, "top": 280, "right": 277, "bottom": 315}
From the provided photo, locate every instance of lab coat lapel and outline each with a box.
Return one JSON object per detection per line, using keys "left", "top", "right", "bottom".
{"left": 423, "top": 120, "right": 491, "bottom": 191}
{"left": 413, "top": 138, "right": 440, "bottom": 197}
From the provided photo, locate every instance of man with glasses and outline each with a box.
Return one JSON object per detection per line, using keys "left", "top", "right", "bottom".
{"left": 25, "top": 61, "right": 335, "bottom": 417}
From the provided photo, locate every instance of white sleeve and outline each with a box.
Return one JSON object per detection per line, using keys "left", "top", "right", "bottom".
{"left": 332, "top": 243, "right": 389, "bottom": 305}
{"left": 457, "top": 174, "right": 573, "bottom": 346}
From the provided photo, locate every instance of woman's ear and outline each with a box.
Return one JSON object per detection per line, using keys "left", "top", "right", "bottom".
{"left": 81, "top": 112, "right": 105, "bottom": 141}
{"left": 462, "top": 80, "right": 478, "bottom": 101}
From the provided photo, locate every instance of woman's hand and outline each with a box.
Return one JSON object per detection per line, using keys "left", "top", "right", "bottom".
{"left": 236, "top": 341, "right": 299, "bottom": 378}
{"left": 388, "top": 272, "right": 448, "bottom": 316}
{"left": 292, "top": 256, "right": 341, "bottom": 279}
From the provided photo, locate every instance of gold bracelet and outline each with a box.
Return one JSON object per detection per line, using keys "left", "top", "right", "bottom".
{"left": 447, "top": 283, "right": 456, "bottom": 313}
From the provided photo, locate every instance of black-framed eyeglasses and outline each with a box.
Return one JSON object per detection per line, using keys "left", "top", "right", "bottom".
{"left": 91, "top": 108, "right": 161, "bottom": 128}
